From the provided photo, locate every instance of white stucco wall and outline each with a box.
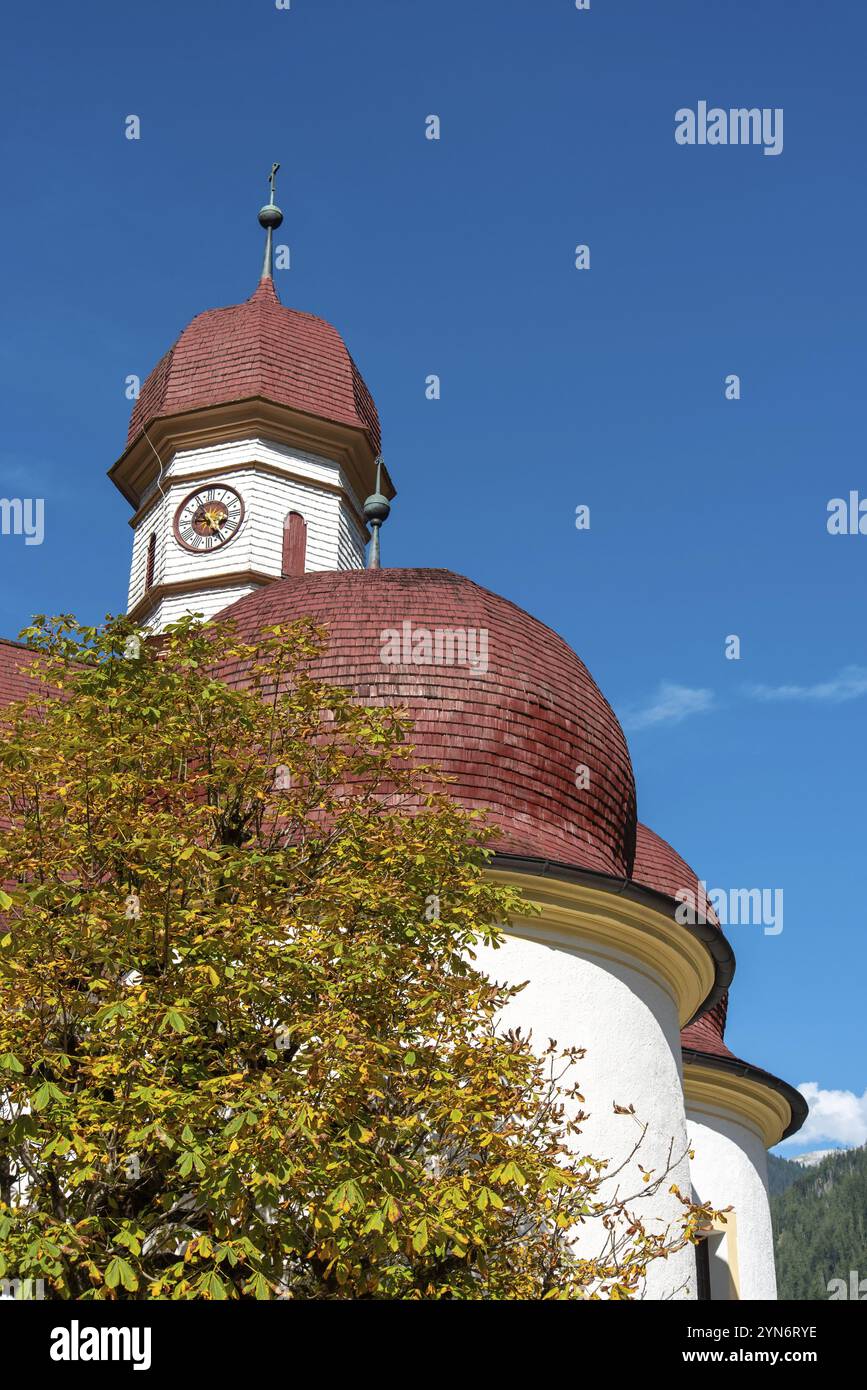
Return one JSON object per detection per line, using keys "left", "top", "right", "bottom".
{"left": 127, "top": 436, "right": 367, "bottom": 628}
{"left": 473, "top": 929, "right": 697, "bottom": 1300}
{"left": 686, "top": 1108, "right": 777, "bottom": 1300}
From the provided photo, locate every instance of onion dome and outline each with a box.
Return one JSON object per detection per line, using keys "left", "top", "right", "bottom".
{"left": 682, "top": 990, "right": 807, "bottom": 1141}
{"left": 215, "top": 568, "right": 637, "bottom": 878}
{"left": 632, "top": 822, "right": 734, "bottom": 1017}
{"left": 633, "top": 822, "right": 721, "bottom": 927}
{"left": 681, "top": 992, "right": 734, "bottom": 1061}
{"left": 126, "top": 277, "right": 380, "bottom": 456}
{"left": 110, "top": 168, "right": 386, "bottom": 516}
{"left": 634, "top": 825, "right": 804, "bottom": 1137}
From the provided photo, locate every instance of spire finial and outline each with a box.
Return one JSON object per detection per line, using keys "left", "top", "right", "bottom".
{"left": 258, "top": 163, "right": 284, "bottom": 282}
{"left": 363, "top": 456, "right": 391, "bottom": 570}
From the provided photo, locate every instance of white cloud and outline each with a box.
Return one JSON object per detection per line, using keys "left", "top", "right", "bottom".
{"left": 748, "top": 666, "right": 867, "bottom": 705}
{"left": 778, "top": 1082, "right": 867, "bottom": 1150}
{"left": 621, "top": 682, "right": 714, "bottom": 733}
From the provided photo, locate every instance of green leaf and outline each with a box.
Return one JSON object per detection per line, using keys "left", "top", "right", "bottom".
{"left": 201, "top": 1270, "right": 227, "bottom": 1300}
{"left": 32, "top": 1081, "right": 60, "bottom": 1112}
{"left": 105, "top": 1256, "right": 137, "bottom": 1291}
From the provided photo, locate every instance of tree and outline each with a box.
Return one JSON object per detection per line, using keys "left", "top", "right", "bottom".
{"left": 0, "top": 615, "right": 713, "bottom": 1299}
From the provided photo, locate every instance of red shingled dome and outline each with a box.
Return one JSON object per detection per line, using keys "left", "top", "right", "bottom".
{"left": 680, "top": 989, "right": 808, "bottom": 1139}
{"left": 681, "top": 993, "right": 732, "bottom": 1060}
{"left": 215, "top": 569, "right": 637, "bottom": 879}
{"left": 632, "top": 822, "right": 719, "bottom": 927}
{"left": 127, "top": 278, "right": 381, "bottom": 454}
{"left": 0, "top": 638, "right": 39, "bottom": 709}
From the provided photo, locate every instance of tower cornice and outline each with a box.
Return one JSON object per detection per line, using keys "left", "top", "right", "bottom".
{"left": 109, "top": 396, "right": 394, "bottom": 514}
{"left": 126, "top": 568, "right": 277, "bottom": 626}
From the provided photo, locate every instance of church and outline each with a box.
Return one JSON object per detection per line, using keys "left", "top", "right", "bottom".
{"left": 0, "top": 173, "right": 806, "bottom": 1301}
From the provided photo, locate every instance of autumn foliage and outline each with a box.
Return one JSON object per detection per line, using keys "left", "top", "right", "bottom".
{"left": 0, "top": 616, "right": 712, "bottom": 1299}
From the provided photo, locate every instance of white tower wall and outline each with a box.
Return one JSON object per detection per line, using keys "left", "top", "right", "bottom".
{"left": 474, "top": 919, "right": 699, "bottom": 1301}
{"left": 686, "top": 1106, "right": 777, "bottom": 1300}
{"left": 126, "top": 436, "right": 367, "bottom": 629}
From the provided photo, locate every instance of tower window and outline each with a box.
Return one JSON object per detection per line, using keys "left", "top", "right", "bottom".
{"left": 694, "top": 1220, "right": 740, "bottom": 1301}
{"left": 145, "top": 532, "right": 157, "bottom": 590}
{"left": 282, "top": 511, "right": 307, "bottom": 577}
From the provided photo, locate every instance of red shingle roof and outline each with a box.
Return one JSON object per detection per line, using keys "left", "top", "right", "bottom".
{"left": 632, "top": 822, "right": 719, "bottom": 927}
{"left": 0, "top": 638, "right": 39, "bottom": 708}
{"left": 128, "top": 278, "right": 381, "bottom": 454}
{"left": 634, "top": 820, "right": 806, "bottom": 1139}
{"left": 215, "top": 568, "right": 638, "bottom": 878}
{"left": 681, "top": 993, "right": 732, "bottom": 1060}
{"left": 680, "top": 988, "right": 808, "bottom": 1140}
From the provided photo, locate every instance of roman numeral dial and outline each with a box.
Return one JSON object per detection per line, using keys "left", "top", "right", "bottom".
{"left": 173, "top": 485, "right": 245, "bottom": 553}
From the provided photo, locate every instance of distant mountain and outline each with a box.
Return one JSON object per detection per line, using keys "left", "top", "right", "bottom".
{"left": 772, "top": 1145, "right": 867, "bottom": 1300}
{"left": 767, "top": 1151, "right": 805, "bottom": 1197}
{"left": 792, "top": 1149, "right": 838, "bottom": 1168}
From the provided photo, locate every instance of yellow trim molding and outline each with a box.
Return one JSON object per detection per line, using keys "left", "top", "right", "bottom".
{"left": 683, "top": 1062, "right": 792, "bottom": 1148}
{"left": 486, "top": 868, "right": 716, "bottom": 1027}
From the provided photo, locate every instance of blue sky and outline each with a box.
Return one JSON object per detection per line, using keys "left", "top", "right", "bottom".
{"left": 1, "top": 0, "right": 863, "bottom": 1153}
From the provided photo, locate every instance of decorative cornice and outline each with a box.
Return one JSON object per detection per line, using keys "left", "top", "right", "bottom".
{"left": 683, "top": 1058, "right": 797, "bottom": 1148}
{"left": 127, "top": 569, "right": 275, "bottom": 625}
{"left": 486, "top": 867, "right": 718, "bottom": 1028}
{"left": 110, "top": 396, "right": 394, "bottom": 516}
{"left": 491, "top": 853, "right": 735, "bottom": 1023}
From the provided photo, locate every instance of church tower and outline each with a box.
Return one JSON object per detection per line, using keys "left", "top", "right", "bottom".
{"left": 93, "top": 170, "right": 807, "bottom": 1301}
{"left": 109, "top": 167, "right": 393, "bottom": 630}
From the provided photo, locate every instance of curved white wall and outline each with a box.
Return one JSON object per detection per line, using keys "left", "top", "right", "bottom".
{"left": 474, "top": 929, "right": 697, "bottom": 1300}
{"left": 686, "top": 1108, "right": 777, "bottom": 1300}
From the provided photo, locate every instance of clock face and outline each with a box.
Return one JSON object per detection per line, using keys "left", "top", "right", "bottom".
{"left": 173, "top": 485, "right": 245, "bottom": 553}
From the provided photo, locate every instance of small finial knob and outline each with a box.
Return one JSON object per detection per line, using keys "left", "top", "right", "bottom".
{"left": 364, "top": 455, "right": 391, "bottom": 569}
{"left": 258, "top": 202, "right": 284, "bottom": 231}
{"left": 258, "top": 163, "right": 284, "bottom": 280}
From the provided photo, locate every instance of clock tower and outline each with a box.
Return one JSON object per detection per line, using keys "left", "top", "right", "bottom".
{"left": 109, "top": 168, "right": 393, "bottom": 631}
